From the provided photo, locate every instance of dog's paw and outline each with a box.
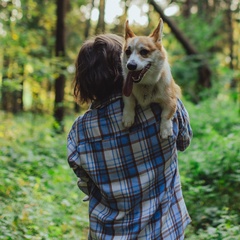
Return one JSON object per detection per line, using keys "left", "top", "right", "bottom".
{"left": 160, "top": 127, "right": 173, "bottom": 139}
{"left": 160, "top": 119, "right": 173, "bottom": 139}
{"left": 122, "top": 111, "right": 135, "bottom": 128}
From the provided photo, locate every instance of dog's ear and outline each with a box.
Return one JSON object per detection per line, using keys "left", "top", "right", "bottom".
{"left": 125, "top": 20, "right": 135, "bottom": 40}
{"left": 150, "top": 18, "right": 163, "bottom": 42}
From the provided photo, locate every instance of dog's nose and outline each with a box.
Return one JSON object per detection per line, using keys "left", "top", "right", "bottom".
{"left": 127, "top": 62, "right": 137, "bottom": 71}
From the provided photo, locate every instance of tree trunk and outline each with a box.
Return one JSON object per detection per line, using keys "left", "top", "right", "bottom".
{"left": 2, "top": 55, "right": 10, "bottom": 111}
{"left": 149, "top": 0, "right": 212, "bottom": 92}
{"left": 84, "top": 0, "right": 95, "bottom": 39}
{"left": 149, "top": 0, "right": 197, "bottom": 55}
{"left": 226, "top": 0, "right": 236, "bottom": 88}
{"left": 54, "top": 0, "right": 68, "bottom": 132}
{"left": 182, "top": 0, "right": 191, "bottom": 18}
{"left": 95, "top": 0, "right": 105, "bottom": 34}
{"left": 1, "top": 56, "right": 23, "bottom": 112}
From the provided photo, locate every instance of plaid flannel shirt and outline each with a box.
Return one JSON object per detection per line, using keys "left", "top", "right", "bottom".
{"left": 67, "top": 93, "right": 192, "bottom": 239}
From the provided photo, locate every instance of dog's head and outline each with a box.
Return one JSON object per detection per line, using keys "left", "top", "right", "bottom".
{"left": 121, "top": 19, "right": 167, "bottom": 97}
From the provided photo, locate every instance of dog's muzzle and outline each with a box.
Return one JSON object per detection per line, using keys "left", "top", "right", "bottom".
{"left": 123, "top": 63, "right": 151, "bottom": 97}
{"left": 131, "top": 63, "right": 151, "bottom": 83}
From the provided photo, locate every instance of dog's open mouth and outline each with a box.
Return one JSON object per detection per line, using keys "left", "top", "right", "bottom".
{"left": 131, "top": 64, "right": 151, "bottom": 83}
{"left": 123, "top": 63, "right": 151, "bottom": 97}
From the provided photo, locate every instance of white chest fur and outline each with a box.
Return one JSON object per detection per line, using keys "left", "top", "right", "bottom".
{"left": 133, "top": 84, "right": 159, "bottom": 107}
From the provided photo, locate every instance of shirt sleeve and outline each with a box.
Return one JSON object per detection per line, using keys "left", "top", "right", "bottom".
{"left": 67, "top": 120, "right": 91, "bottom": 196}
{"left": 176, "top": 100, "right": 193, "bottom": 151}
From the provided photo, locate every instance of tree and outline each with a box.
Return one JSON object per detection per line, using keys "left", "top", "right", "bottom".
{"left": 225, "top": 0, "right": 237, "bottom": 88}
{"left": 54, "top": 0, "right": 69, "bottom": 132}
{"left": 84, "top": 0, "right": 95, "bottom": 39}
{"left": 2, "top": 55, "right": 12, "bottom": 111}
{"left": 1, "top": 1, "right": 23, "bottom": 112}
{"left": 149, "top": 0, "right": 212, "bottom": 92}
{"left": 95, "top": 0, "right": 105, "bottom": 34}
{"left": 182, "top": 0, "right": 191, "bottom": 18}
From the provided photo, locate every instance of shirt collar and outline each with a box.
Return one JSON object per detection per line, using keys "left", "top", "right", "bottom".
{"left": 90, "top": 92, "right": 122, "bottom": 109}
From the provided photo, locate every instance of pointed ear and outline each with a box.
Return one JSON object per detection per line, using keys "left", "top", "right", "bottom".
{"left": 125, "top": 20, "right": 136, "bottom": 40}
{"left": 149, "top": 18, "right": 163, "bottom": 42}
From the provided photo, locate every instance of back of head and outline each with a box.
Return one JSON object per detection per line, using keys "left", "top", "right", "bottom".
{"left": 74, "top": 34, "right": 124, "bottom": 104}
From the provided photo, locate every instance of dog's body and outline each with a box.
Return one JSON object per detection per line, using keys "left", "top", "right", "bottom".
{"left": 121, "top": 19, "right": 181, "bottom": 138}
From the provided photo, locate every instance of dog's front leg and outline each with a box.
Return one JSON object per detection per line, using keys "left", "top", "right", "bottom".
{"left": 159, "top": 101, "right": 176, "bottom": 138}
{"left": 160, "top": 115, "right": 173, "bottom": 138}
{"left": 122, "top": 94, "right": 136, "bottom": 128}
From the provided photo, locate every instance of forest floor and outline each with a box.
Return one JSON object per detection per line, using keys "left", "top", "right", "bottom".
{"left": 0, "top": 96, "right": 239, "bottom": 239}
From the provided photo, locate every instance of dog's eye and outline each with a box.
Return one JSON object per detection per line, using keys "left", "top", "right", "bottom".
{"left": 125, "top": 49, "right": 131, "bottom": 56}
{"left": 140, "top": 49, "right": 149, "bottom": 56}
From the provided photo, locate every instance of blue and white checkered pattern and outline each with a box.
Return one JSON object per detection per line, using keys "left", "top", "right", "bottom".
{"left": 68, "top": 93, "right": 192, "bottom": 239}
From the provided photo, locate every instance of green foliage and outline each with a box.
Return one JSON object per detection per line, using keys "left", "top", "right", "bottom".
{"left": 1, "top": 0, "right": 238, "bottom": 113}
{"left": 0, "top": 112, "right": 89, "bottom": 239}
{"left": 178, "top": 13, "right": 224, "bottom": 53}
{"left": 0, "top": 1, "right": 239, "bottom": 238}
{"left": 168, "top": 12, "right": 234, "bottom": 102}
{"left": 1, "top": 94, "right": 239, "bottom": 239}
{"left": 180, "top": 96, "right": 240, "bottom": 239}
{"left": 1, "top": 78, "right": 23, "bottom": 92}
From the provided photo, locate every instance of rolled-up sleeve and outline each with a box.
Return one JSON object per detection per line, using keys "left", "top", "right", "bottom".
{"left": 176, "top": 100, "right": 193, "bottom": 151}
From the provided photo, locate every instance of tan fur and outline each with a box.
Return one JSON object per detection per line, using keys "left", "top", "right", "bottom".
{"left": 121, "top": 19, "right": 181, "bottom": 138}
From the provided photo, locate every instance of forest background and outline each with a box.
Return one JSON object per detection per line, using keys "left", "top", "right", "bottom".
{"left": 0, "top": 0, "right": 239, "bottom": 239}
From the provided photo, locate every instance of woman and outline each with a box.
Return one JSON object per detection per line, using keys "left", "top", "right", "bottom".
{"left": 67, "top": 33, "right": 192, "bottom": 239}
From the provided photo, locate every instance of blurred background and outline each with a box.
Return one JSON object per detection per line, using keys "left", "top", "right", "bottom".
{"left": 0, "top": 0, "right": 239, "bottom": 239}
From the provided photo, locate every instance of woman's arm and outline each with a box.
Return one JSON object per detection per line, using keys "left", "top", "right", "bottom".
{"left": 67, "top": 121, "right": 91, "bottom": 197}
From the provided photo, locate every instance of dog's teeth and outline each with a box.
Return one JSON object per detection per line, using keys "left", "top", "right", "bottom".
{"left": 131, "top": 64, "right": 151, "bottom": 83}
{"left": 132, "top": 76, "right": 139, "bottom": 81}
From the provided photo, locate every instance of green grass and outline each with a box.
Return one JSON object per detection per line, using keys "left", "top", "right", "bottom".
{"left": 0, "top": 113, "right": 89, "bottom": 240}
{"left": 181, "top": 97, "right": 240, "bottom": 239}
{"left": 0, "top": 95, "right": 239, "bottom": 239}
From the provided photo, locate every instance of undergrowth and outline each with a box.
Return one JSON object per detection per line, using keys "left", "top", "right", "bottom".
{"left": 0, "top": 95, "right": 239, "bottom": 239}
{"left": 0, "top": 113, "right": 89, "bottom": 240}
{"left": 181, "top": 96, "right": 240, "bottom": 239}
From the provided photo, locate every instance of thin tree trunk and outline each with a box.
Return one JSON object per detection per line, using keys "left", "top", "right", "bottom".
{"left": 95, "top": 0, "right": 105, "bottom": 34}
{"left": 2, "top": 55, "right": 10, "bottom": 111}
{"left": 54, "top": 0, "right": 68, "bottom": 132}
{"left": 182, "top": 0, "right": 191, "bottom": 18}
{"left": 226, "top": 0, "right": 236, "bottom": 88}
{"left": 85, "top": 0, "right": 95, "bottom": 39}
{"left": 149, "top": 0, "right": 197, "bottom": 55}
{"left": 2, "top": 52, "right": 23, "bottom": 112}
{"left": 149, "top": 0, "right": 212, "bottom": 91}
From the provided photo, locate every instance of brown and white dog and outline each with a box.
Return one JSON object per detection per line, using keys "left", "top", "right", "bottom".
{"left": 121, "top": 19, "right": 181, "bottom": 138}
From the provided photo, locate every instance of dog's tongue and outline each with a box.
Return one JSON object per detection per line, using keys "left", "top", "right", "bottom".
{"left": 123, "top": 71, "right": 141, "bottom": 97}
{"left": 123, "top": 64, "right": 151, "bottom": 97}
{"left": 123, "top": 72, "right": 134, "bottom": 97}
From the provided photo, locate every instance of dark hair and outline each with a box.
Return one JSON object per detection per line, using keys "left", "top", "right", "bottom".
{"left": 74, "top": 34, "right": 124, "bottom": 104}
